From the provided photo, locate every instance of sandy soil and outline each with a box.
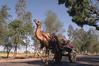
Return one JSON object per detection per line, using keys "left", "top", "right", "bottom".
{"left": 0, "top": 55, "right": 99, "bottom": 66}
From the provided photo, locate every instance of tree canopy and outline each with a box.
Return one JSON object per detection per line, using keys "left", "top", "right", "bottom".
{"left": 58, "top": 0, "right": 99, "bottom": 30}
{"left": 0, "top": 0, "right": 34, "bottom": 57}
{"left": 44, "top": 10, "right": 63, "bottom": 34}
{"left": 68, "top": 25, "right": 99, "bottom": 53}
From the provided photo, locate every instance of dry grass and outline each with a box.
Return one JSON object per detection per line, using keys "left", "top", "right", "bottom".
{"left": 0, "top": 53, "right": 37, "bottom": 58}
{"left": 0, "top": 52, "right": 54, "bottom": 59}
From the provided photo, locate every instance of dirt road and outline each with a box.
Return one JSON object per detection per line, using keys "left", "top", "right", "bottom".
{"left": 0, "top": 55, "right": 99, "bottom": 66}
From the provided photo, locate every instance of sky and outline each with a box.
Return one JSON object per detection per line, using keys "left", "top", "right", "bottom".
{"left": 0, "top": 0, "right": 97, "bottom": 34}
{"left": 0, "top": 0, "right": 81, "bottom": 38}
{"left": 0, "top": 0, "right": 95, "bottom": 52}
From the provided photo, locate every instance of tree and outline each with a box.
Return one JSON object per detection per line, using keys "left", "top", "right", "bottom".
{"left": 58, "top": 0, "right": 99, "bottom": 30}
{"left": 3, "top": 24, "right": 14, "bottom": 58}
{"left": 67, "top": 25, "right": 99, "bottom": 53}
{"left": 16, "top": 0, "right": 33, "bottom": 28}
{"left": 0, "top": 5, "right": 10, "bottom": 45}
{"left": 15, "top": 0, "right": 34, "bottom": 55}
{"left": 15, "top": 0, "right": 34, "bottom": 36}
{"left": 67, "top": 24, "right": 75, "bottom": 40}
{"left": 16, "top": 0, "right": 26, "bottom": 22}
{"left": 44, "top": 10, "right": 63, "bottom": 34}
{"left": 3, "top": 35, "right": 12, "bottom": 58}
{"left": 0, "top": 4, "right": 13, "bottom": 57}
{"left": 9, "top": 20, "right": 24, "bottom": 57}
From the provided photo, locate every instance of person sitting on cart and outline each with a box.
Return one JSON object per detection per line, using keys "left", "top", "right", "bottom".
{"left": 61, "top": 39, "right": 74, "bottom": 53}
{"left": 50, "top": 33, "right": 59, "bottom": 53}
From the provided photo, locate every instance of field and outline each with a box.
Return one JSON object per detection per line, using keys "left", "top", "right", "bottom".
{"left": 0, "top": 53, "right": 42, "bottom": 59}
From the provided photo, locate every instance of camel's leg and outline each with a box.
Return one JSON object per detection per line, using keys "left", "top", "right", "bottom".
{"left": 44, "top": 49, "right": 49, "bottom": 65}
{"left": 40, "top": 48, "right": 46, "bottom": 62}
{"left": 39, "top": 48, "right": 48, "bottom": 65}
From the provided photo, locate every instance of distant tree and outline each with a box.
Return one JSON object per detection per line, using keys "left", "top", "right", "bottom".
{"left": 16, "top": 0, "right": 26, "bottom": 22}
{"left": 9, "top": 19, "right": 33, "bottom": 57}
{"left": 58, "top": 0, "right": 99, "bottom": 30}
{"left": 16, "top": 0, "right": 33, "bottom": 28}
{"left": 0, "top": 5, "right": 10, "bottom": 45}
{"left": 3, "top": 36, "right": 12, "bottom": 58}
{"left": 3, "top": 25, "right": 14, "bottom": 58}
{"left": 15, "top": 0, "right": 34, "bottom": 54}
{"left": 68, "top": 26, "right": 99, "bottom": 53}
{"left": 9, "top": 20, "right": 24, "bottom": 57}
{"left": 0, "top": 4, "right": 13, "bottom": 57}
{"left": 44, "top": 10, "right": 63, "bottom": 34}
{"left": 67, "top": 24, "right": 75, "bottom": 40}
{"left": 22, "top": 36, "right": 30, "bottom": 57}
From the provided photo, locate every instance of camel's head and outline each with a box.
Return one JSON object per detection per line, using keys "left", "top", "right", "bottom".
{"left": 34, "top": 19, "right": 41, "bottom": 27}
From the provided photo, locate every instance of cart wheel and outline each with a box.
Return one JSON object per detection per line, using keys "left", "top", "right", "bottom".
{"left": 68, "top": 51, "right": 76, "bottom": 63}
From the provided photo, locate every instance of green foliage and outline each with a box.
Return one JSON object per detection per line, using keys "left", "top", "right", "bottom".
{"left": 20, "top": 23, "right": 34, "bottom": 35}
{"left": 68, "top": 25, "right": 99, "bottom": 53}
{"left": 0, "top": 5, "right": 10, "bottom": 22}
{"left": 0, "top": 4, "right": 10, "bottom": 45}
{"left": 58, "top": 0, "right": 99, "bottom": 29}
{"left": 9, "top": 20, "right": 22, "bottom": 29}
{"left": 0, "top": 0, "right": 34, "bottom": 55}
{"left": 16, "top": 0, "right": 34, "bottom": 35}
{"left": 9, "top": 20, "right": 24, "bottom": 45}
{"left": 10, "top": 0, "right": 34, "bottom": 55}
{"left": 44, "top": 10, "right": 63, "bottom": 34}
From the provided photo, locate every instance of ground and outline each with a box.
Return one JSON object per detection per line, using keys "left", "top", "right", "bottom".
{"left": 0, "top": 55, "right": 99, "bottom": 66}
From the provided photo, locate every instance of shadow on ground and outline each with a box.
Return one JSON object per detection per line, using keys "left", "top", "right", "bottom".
{"left": 19, "top": 60, "right": 95, "bottom": 66}
{"left": 19, "top": 55, "right": 99, "bottom": 66}
{"left": 78, "top": 55, "right": 99, "bottom": 63}
{"left": 1, "top": 55, "right": 99, "bottom": 66}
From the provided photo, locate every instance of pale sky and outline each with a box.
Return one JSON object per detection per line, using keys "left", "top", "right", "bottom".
{"left": 0, "top": 0, "right": 95, "bottom": 52}
{"left": 0, "top": 0, "right": 80, "bottom": 38}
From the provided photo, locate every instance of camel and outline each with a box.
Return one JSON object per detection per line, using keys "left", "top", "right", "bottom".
{"left": 34, "top": 19, "right": 51, "bottom": 49}
{"left": 34, "top": 19, "right": 52, "bottom": 64}
{"left": 34, "top": 19, "right": 76, "bottom": 64}
{"left": 34, "top": 19, "right": 63, "bottom": 63}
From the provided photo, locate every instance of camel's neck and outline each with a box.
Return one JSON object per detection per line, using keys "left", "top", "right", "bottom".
{"left": 36, "top": 26, "right": 42, "bottom": 35}
{"left": 35, "top": 25, "right": 51, "bottom": 48}
{"left": 35, "top": 26, "right": 43, "bottom": 41}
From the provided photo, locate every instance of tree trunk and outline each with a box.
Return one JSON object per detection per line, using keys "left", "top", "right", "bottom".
{"left": 13, "top": 44, "right": 17, "bottom": 58}
{"left": 6, "top": 47, "right": 9, "bottom": 58}
{"left": 25, "top": 45, "right": 28, "bottom": 57}
{"left": 7, "top": 50, "right": 10, "bottom": 58}
{"left": 6, "top": 46, "right": 12, "bottom": 58}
